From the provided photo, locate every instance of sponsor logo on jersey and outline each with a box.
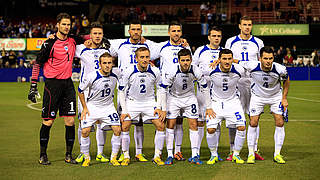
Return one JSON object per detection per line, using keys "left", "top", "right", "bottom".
{"left": 64, "top": 46, "right": 68, "bottom": 52}
{"left": 138, "top": 75, "right": 147, "bottom": 77}
{"left": 51, "top": 111, "right": 55, "bottom": 117}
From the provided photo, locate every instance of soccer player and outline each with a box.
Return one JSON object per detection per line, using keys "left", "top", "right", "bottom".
{"left": 74, "top": 22, "right": 111, "bottom": 164}
{"left": 225, "top": 16, "right": 265, "bottom": 161}
{"left": 118, "top": 47, "right": 166, "bottom": 166}
{"left": 154, "top": 22, "right": 191, "bottom": 161}
{"left": 192, "top": 26, "right": 223, "bottom": 159}
{"left": 205, "top": 49, "right": 246, "bottom": 165}
{"left": 78, "top": 52, "right": 121, "bottom": 167}
{"left": 109, "top": 20, "right": 158, "bottom": 162}
{"left": 28, "top": 13, "right": 82, "bottom": 165}
{"left": 159, "top": 49, "right": 213, "bottom": 165}
{"left": 238, "top": 46, "right": 289, "bottom": 164}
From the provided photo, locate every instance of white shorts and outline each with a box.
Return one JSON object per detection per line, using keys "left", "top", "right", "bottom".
{"left": 81, "top": 103, "right": 120, "bottom": 131}
{"left": 249, "top": 93, "right": 283, "bottom": 116}
{"left": 196, "top": 89, "right": 206, "bottom": 122}
{"left": 238, "top": 77, "right": 251, "bottom": 114}
{"left": 206, "top": 97, "right": 246, "bottom": 129}
{"left": 124, "top": 99, "right": 158, "bottom": 124}
{"left": 167, "top": 95, "right": 199, "bottom": 119}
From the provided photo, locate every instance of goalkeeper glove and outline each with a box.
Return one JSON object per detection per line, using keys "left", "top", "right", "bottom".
{"left": 28, "top": 82, "right": 40, "bottom": 103}
{"left": 98, "top": 37, "right": 110, "bottom": 50}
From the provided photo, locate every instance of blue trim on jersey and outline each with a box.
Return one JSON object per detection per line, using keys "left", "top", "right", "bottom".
{"left": 160, "top": 83, "right": 168, "bottom": 89}
{"left": 129, "top": 65, "right": 140, "bottom": 80}
{"left": 78, "top": 87, "right": 84, "bottom": 93}
{"left": 251, "top": 83, "right": 255, "bottom": 89}
{"left": 249, "top": 36, "right": 259, "bottom": 49}
{"left": 118, "top": 38, "right": 150, "bottom": 50}
{"left": 270, "top": 65, "right": 280, "bottom": 76}
{"left": 188, "top": 65, "right": 195, "bottom": 77}
{"left": 80, "top": 67, "right": 84, "bottom": 82}
{"left": 92, "top": 71, "right": 103, "bottom": 85}
{"left": 230, "top": 65, "right": 241, "bottom": 78}
{"left": 160, "top": 40, "right": 184, "bottom": 53}
{"left": 109, "top": 70, "right": 119, "bottom": 80}
{"left": 119, "top": 86, "right": 125, "bottom": 91}
{"left": 199, "top": 45, "right": 223, "bottom": 58}
{"left": 209, "top": 65, "right": 222, "bottom": 76}
{"left": 250, "top": 63, "right": 262, "bottom": 73}
{"left": 201, "top": 83, "right": 208, "bottom": 88}
{"left": 146, "top": 65, "right": 156, "bottom": 78}
{"left": 80, "top": 48, "right": 91, "bottom": 56}
{"left": 230, "top": 35, "right": 259, "bottom": 49}
{"left": 176, "top": 65, "right": 182, "bottom": 74}
{"left": 230, "top": 36, "right": 241, "bottom": 49}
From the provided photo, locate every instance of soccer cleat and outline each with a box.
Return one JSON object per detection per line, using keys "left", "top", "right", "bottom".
{"left": 247, "top": 154, "right": 255, "bottom": 164}
{"left": 96, "top": 154, "right": 109, "bottom": 163}
{"left": 135, "top": 154, "right": 148, "bottom": 162}
{"left": 189, "top": 156, "right": 203, "bottom": 165}
{"left": 152, "top": 157, "right": 165, "bottom": 166}
{"left": 164, "top": 156, "right": 174, "bottom": 165}
{"left": 226, "top": 152, "right": 233, "bottom": 161}
{"left": 75, "top": 153, "right": 84, "bottom": 163}
{"left": 82, "top": 155, "right": 90, "bottom": 167}
{"left": 174, "top": 152, "right": 186, "bottom": 161}
{"left": 118, "top": 153, "right": 124, "bottom": 162}
{"left": 65, "top": 154, "right": 78, "bottom": 164}
{"left": 207, "top": 156, "right": 218, "bottom": 165}
{"left": 39, "top": 154, "right": 51, "bottom": 165}
{"left": 217, "top": 154, "right": 223, "bottom": 161}
{"left": 255, "top": 150, "right": 265, "bottom": 160}
{"left": 109, "top": 157, "right": 120, "bottom": 166}
{"left": 274, "top": 154, "right": 286, "bottom": 164}
{"left": 121, "top": 158, "right": 130, "bottom": 166}
{"left": 232, "top": 155, "right": 244, "bottom": 164}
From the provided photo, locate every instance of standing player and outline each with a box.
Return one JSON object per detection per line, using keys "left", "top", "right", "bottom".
{"left": 28, "top": 13, "right": 81, "bottom": 165}
{"left": 238, "top": 47, "right": 289, "bottom": 164}
{"left": 154, "top": 22, "right": 191, "bottom": 161}
{"left": 78, "top": 53, "right": 121, "bottom": 167}
{"left": 159, "top": 49, "right": 213, "bottom": 165}
{"left": 109, "top": 20, "right": 158, "bottom": 162}
{"left": 205, "top": 49, "right": 246, "bottom": 165}
{"left": 225, "top": 16, "right": 264, "bottom": 161}
{"left": 118, "top": 47, "right": 166, "bottom": 166}
{"left": 192, "top": 26, "right": 224, "bottom": 159}
{"left": 74, "top": 22, "right": 111, "bottom": 164}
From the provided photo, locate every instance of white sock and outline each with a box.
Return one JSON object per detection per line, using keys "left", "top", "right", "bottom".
{"left": 197, "top": 126, "right": 204, "bottom": 156}
{"left": 78, "top": 123, "right": 82, "bottom": 145}
{"left": 154, "top": 130, "right": 165, "bottom": 158}
{"left": 81, "top": 136, "right": 91, "bottom": 156}
{"left": 229, "top": 127, "right": 236, "bottom": 153}
{"left": 189, "top": 129, "right": 199, "bottom": 158}
{"left": 255, "top": 124, "right": 260, "bottom": 152}
{"left": 233, "top": 130, "right": 246, "bottom": 156}
{"left": 166, "top": 128, "right": 175, "bottom": 157}
{"left": 206, "top": 131, "right": 218, "bottom": 157}
{"left": 247, "top": 126, "right": 257, "bottom": 156}
{"left": 134, "top": 125, "right": 144, "bottom": 155}
{"left": 274, "top": 126, "right": 285, "bottom": 156}
{"left": 121, "top": 131, "right": 130, "bottom": 158}
{"left": 174, "top": 124, "right": 183, "bottom": 154}
{"left": 215, "top": 124, "right": 221, "bottom": 147}
{"left": 96, "top": 124, "right": 106, "bottom": 155}
{"left": 111, "top": 134, "right": 121, "bottom": 159}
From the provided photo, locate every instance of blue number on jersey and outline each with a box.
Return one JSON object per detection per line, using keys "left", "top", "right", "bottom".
{"left": 241, "top": 52, "right": 249, "bottom": 61}
{"left": 191, "top": 104, "right": 197, "bottom": 114}
{"left": 263, "top": 82, "right": 269, "bottom": 88}
{"left": 222, "top": 83, "right": 228, "bottom": 91}
{"left": 94, "top": 60, "right": 99, "bottom": 69}
{"left": 235, "top": 112, "right": 242, "bottom": 120}
{"left": 130, "top": 54, "right": 138, "bottom": 64}
{"left": 140, "top": 84, "right": 146, "bottom": 93}
{"left": 173, "top": 57, "right": 178, "bottom": 63}
{"left": 101, "top": 88, "right": 111, "bottom": 97}
{"left": 182, "top": 83, "right": 187, "bottom": 90}
{"left": 108, "top": 113, "right": 119, "bottom": 122}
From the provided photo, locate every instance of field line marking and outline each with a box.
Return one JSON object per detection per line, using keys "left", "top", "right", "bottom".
{"left": 288, "top": 96, "right": 320, "bottom": 103}
{"left": 26, "top": 102, "right": 42, "bottom": 111}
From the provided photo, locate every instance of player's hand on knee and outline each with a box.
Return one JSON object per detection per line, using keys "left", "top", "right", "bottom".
{"left": 28, "top": 82, "right": 40, "bottom": 103}
{"left": 209, "top": 60, "right": 220, "bottom": 69}
{"left": 281, "top": 98, "right": 288, "bottom": 111}
{"left": 205, "top": 108, "right": 216, "bottom": 119}
{"left": 81, "top": 108, "right": 90, "bottom": 120}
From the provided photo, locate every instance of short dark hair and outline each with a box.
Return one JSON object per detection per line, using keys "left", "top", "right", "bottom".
{"left": 169, "top": 21, "right": 182, "bottom": 31}
{"left": 260, "top": 46, "right": 274, "bottom": 57}
{"left": 129, "top": 19, "right": 142, "bottom": 29}
{"left": 219, "top": 49, "right": 233, "bottom": 58}
{"left": 56, "top": 13, "right": 71, "bottom": 23}
{"left": 99, "top": 52, "right": 112, "bottom": 63}
{"left": 208, "top": 26, "right": 222, "bottom": 36}
{"left": 178, "top": 49, "right": 191, "bottom": 60}
{"left": 240, "top": 16, "right": 252, "bottom": 23}
{"left": 90, "top": 22, "right": 103, "bottom": 31}
{"left": 135, "top": 47, "right": 150, "bottom": 57}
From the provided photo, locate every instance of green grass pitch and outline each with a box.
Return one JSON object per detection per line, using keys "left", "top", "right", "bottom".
{"left": 0, "top": 81, "right": 319, "bottom": 180}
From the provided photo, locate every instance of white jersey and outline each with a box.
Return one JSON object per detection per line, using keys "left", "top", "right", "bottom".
{"left": 193, "top": 45, "right": 223, "bottom": 74}
{"left": 109, "top": 38, "right": 158, "bottom": 72}
{"left": 75, "top": 44, "right": 109, "bottom": 83}
{"left": 161, "top": 65, "right": 207, "bottom": 98}
{"left": 155, "top": 40, "right": 191, "bottom": 74}
{"left": 78, "top": 68, "right": 120, "bottom": 107}
{"left": 207, "top": 64, "right": 245, "bottom": 100}
{"left": 225, "top": 35, "right": 264, "bottom": 62}
{"left": 119, "top": 65, "right": 161, "bottom": 102}
{"left": 239, "top": 61, "right": 288, "bottom": 98}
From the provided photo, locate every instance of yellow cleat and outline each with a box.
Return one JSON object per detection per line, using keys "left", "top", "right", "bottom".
{"left": 152, "top": 157, "right": 165, "bottom": 166}
{"left": 121, "top": 158, "right": 130, "bottom": 166}
{"left": 96, "top": 154, "right": 109, "bottom": 163}
{"left": 274, "top": 154, "right": 286, "bottom": 164}
{"left": 82, "top": 156, "right": 90, "bottom": 167}
{"left": 135, "top": 154, "right": 148, "bottom": 162}
{"left": 118, "top": 153, "right": 124, "bottom": 162}
{"left": 75, "top": 153, "right": 84, "bottom": 163}
{"left": 232, "top": 155, "right": 244, "bottom": 164}
{"left": 109, "top": 157, "right": 121, "bottom": 166}
{"left": 247, "top": 154, "right": 255, "bottom": 164}
{"left": 207, "top": 156, "right": 219, "bottom": 165}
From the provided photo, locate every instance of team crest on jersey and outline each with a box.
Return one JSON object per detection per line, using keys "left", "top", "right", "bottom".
{"left": 51, "top": 111, "right": 55, "bottom": 117}
{"left": 64, "top": 46, "right": 68, "bottom": 52}
{"left": 212, "top": 55, "right": 216, "bottom": 59}
{"left": 223, "top": 78, "right": 228, "bottom": 82}
{"left": 140, "top": 78, "right": 145, "bottom": 83}
{"left": 251, "top": 109, "right": 256, "bottom": 113}
{"left": 183, "top": 79, "right": 187, "bottom": 83}
{"left": 94, "top": 54, "right": 99, "bottom": 59}
{"left": 104, "top": 83, "right": 109, "bottom": 88}
{"left": 263, "top": 77, "right": 269, "bottom": 81}
{"left": 242, "top": 46, "right": 247, "bottom": 51}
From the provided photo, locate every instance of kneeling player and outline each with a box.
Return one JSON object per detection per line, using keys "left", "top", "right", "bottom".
{"left": 239, "top": 46, "right": 290, "bottom": 164}
{"left": 119, "top": 47, "right": 166, "bottom": 166}
{"left": 206, "top": 49, "right": 246, "bottom": 164}
{"left": 78, "top": 53, "right": 121, "bottom": 167}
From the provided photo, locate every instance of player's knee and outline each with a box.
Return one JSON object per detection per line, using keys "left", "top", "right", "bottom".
{"left": 207, "top": 128, "right": 216, "bottom": 134}
{"left": 249, "top": 120, "right": 258, "bottom": 127}
{"left": 64, "top": 117, "right": 75, "bottom": 126}
{"left": 42, "top": 120, "right": 53, "bottom": 126}
{"left": 113, "top": 127, "right": 121, "bottom": 136}
{"left": 156, "top": 122, "right": 165, "bottom": 131}
{"left": 189, "top": 120, "right": 198, "bottom": 131}
{"left": 237, "top": 126, "right": 246, "bottom": 131}
{"left": 197, "top": 121, "right": 205, "bottom": 127}
{"left": 275, "top": 120, "right": 284, "bottom": 127}
{"left": 176, "top": 117, "right": 183, "bottom": 124}
{"left": 81, "top": 128, "right": 90, "bottom": 137}
{"left": 166, "top": 120, "right": 176, "bottom": 129}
